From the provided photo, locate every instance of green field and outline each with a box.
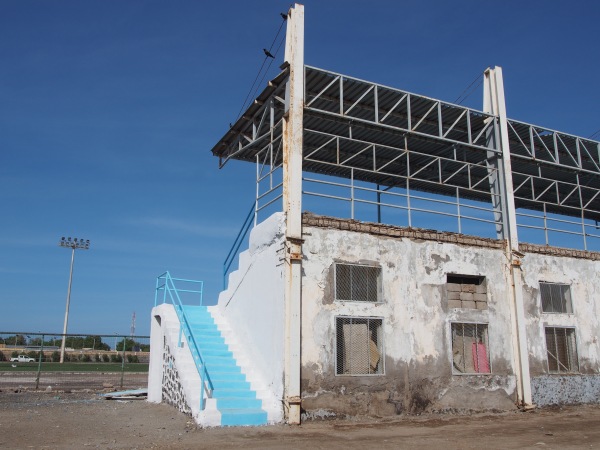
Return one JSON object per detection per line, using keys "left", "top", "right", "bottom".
{"left": 0, "top": 362, "right": 149, "bottom": 372}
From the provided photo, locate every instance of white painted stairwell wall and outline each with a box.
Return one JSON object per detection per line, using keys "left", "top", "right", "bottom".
{"left": 215, "top": 212, "right": 286, "bottom": 419}
{"left": 148, "top": 303, "right": 221, "bottom": 426}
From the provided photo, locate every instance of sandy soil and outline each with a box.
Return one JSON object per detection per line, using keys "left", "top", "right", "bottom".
{"left": 0, "top": 390, "right": 599, "bottom": 449}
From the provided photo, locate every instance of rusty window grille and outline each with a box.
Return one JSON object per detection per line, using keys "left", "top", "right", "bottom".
{"left": 540, "top": 282, "right": 573, "bottom": 314}
{"left": 545, "top": 327, "right": 578, "bottom": 373}
{"left": 335, "top": 263, "right": 381, "bottom": 302}
{"left": 451, "top": 322, "right": 491, "bottom": 374}
{"left": 335, "top": 317, "right": 383, "bottom": 375}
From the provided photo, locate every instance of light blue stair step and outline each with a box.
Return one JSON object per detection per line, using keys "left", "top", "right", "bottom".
{"left": 206, "top": 365, "right": 241, "bottom": 375}
{"left": 220, "top": 408, "right": 268, "bottom": 426}
{"left": 190, "top": 322, "right": 221, "bottom": 335}
{"left": 200, "top": 348, "right": 233, "bottom": 358}
{"left": 216, "top": 397, "right": 263, "bottom": 409}
{"left": 212, "top": 389, "right": 257, "bottom": 399}
{"left": 211, "top": 379, "right": 251, "bottom": 390}
{"left": 204, "top": 356, "right": 239, "bottom": 366}
{"left": 195, "top": 336, "right": 226, "bottom": 344}
{"left": 210, "top": 371, "right": 247, "bottom": 382}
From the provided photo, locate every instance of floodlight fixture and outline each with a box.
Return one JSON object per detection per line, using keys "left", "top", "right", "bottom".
{"left": 58, "top": 236, "right": 91, "bottom": 363}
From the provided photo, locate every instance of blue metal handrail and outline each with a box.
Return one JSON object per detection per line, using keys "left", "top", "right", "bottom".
{"left": 155, "top": 271, "right": 212, "bottom": 410}
{"left": 222, "top": 202, "right": 256, "bottom": 289}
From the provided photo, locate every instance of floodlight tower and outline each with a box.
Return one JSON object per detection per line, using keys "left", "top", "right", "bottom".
{"left": 58, "top": 237, "right": 90, "bottom": 363}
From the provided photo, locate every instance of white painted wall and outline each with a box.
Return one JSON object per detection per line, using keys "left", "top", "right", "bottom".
{"left": 216, "top": 212, "right": 286, "bottom": 402}
{"left": 521, "top": 253, "right": 600, "bottom": 375}
{"left": 301, "top": 224, "right": 518, "bottom": 412}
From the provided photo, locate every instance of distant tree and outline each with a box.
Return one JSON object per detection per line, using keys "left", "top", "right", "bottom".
{"left": 102, "top": 354, "right": 110, "bottom": 363}
{"left": 6, "top": 335, "right": 26, "bottom": 346}
{"left": 51, "top": 351, "right": 60, "bottom": 362}
{"left": 116, "top": 338, "right": 148, "bottom": 352}
{"left": 29, "top": 337, "right": 43, "bottom": 346}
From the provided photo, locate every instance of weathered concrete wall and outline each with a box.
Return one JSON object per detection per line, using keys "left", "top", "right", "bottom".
{"left": 300, "top": 219, "right": 518, "bottom": 418}
{"left": 216, "top": 212, "right": 286, "bottom": 402}
{"left": 532, "top": 375, "right": 600, "bottom": 406}
{"left": 520, "top": 251, "right": 600, "bottom": 405}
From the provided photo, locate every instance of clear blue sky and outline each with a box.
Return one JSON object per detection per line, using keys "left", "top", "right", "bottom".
{"left": 1, "top": 1, "right": 599, "bottom": 336}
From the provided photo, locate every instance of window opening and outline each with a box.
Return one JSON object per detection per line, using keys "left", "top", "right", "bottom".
{"left": 540, "top": 282, "right": 573, "bottom": 314}
{"left": 545, "top": 327, "right": 578, "bottom": 373}
{"left": 336, "top": 317, "right": 383, "bottom": 375}
{"left": 451, "top": 322, "right": 490, "bottom": 374}
{"left": 447, "top": 274, "right": 487, "bottom": 310}
{"left": 335, "top": 263, "right": 381, "bottom": 302}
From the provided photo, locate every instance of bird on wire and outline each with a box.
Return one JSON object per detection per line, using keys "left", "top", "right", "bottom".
{"left": 263, "top": 48, "right": 275, "bottom": 59}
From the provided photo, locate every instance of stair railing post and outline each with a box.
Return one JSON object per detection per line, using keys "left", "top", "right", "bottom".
{"left": 200, "top": 365, "right": 206, "bottom": 411}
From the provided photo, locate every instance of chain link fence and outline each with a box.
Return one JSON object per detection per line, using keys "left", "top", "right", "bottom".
{"left": 0, "top": 332, "right": 150, "bottom": 391}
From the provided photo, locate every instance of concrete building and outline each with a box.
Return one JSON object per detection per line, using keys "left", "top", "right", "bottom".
{"left": 148, "top": 4, "right": 600, "bottom": 426}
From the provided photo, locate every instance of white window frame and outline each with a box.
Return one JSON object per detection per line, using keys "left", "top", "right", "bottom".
{"left": 539, "top": 282, "right": 573, "bottom": 314}
{"left": 544, "top": 326, "right": 579, "bottom": 374}
{"left": 450, "top": 321, "right": 492, "bottom": 375}
{"left": 335, "top": 315, "right": 385, "bottom": 376}
{"left": 334, "top": 263, "right": 383, "bottom": 303}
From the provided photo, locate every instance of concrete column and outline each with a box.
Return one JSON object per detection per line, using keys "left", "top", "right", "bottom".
{"left": 282, "top": 3, "right": 304, "bottom": 425}
{"left": 484, "top": 67, "right": 533, "bottom": 408}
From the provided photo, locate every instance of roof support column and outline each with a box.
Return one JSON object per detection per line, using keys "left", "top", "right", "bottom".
{"left": 484, "top": 67, "right": 533, "bottom": 408}
{"left": 282, "top": 3, "right": 304, "bottom": 425}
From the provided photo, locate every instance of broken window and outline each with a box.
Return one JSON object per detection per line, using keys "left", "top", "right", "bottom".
{"left": 545, "top": 327, "right": 578, "bottom": 373}
{"left": 336, "top": 317, "right": 383, "bottom": 375}
{"left": 540, "top": 282, "right": 573, "bottom": 314}
{"left": 447, "top": 274, "right": 487, "bottom": 310}
{"left": 335, "top": 263, "right": 381, "bottom": 302}
{"left": 451, "top": 322, "right": 491, "bottom": 374}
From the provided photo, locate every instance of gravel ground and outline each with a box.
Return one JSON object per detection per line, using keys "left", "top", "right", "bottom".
{"left": 1, "top": 390, "right": 600, "bottom": 449}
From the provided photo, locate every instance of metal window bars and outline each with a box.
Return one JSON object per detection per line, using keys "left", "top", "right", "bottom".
{"left": 451, "top": 323, "right": 491, "bottom": 374}
{"left": 334, "top": 263, "right": 381, "bottom": 302}
{"left": 540, "top": 282, "right": 573, "bottom": 314}
{"left": 335, "top": 317, "right": 383, "bottom": 375}
{"left": 545, "top": 327, "right": 578, "bottom": 373}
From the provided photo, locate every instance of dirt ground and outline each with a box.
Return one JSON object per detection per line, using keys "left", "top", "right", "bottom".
{"left": 1, "top": 390, "right": 599, "bottom": 449}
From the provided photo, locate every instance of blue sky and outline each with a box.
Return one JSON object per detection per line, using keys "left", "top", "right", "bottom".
{"left": 1, "top": 1, "right": 599, "bottom": 336}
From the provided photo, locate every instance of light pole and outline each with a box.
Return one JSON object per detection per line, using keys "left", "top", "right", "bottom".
{"left": 58, "top": 237, "right": 90, "bottom": 363}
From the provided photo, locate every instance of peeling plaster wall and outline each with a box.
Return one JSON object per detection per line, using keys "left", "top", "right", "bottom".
{"left": 216, "top": 212, "right": 286, "bottom": 401}
{"left": 521, "top": 252, "right": 600, "bottom": 405}
{"left": 300, "top": 223, "right": 518, "bottom": 417}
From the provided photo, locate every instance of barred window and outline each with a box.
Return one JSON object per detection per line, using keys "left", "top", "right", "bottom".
{"left": 451, "top": 323, "right": 491, "bottom": 374}
{"left": 335, "top": 263, "right": 381, "bottom": 302}
{"left": 545, "top": 327, "right": 578, "bottom": 373}
{"left": 447, "top": 274, "right": 487, "bottom": 310}
{"left": 336, "top": 317, "right": 383, "bottom": 375}
{"left": 540, "top": 282, "right": 573, "bottom": 314}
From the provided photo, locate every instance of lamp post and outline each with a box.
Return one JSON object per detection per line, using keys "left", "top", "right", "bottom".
{"left": 58, "top": 237, "right": 90, "bottom": 363}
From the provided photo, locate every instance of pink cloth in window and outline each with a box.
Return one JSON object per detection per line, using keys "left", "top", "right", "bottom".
{"left": 472, "top": 342, "right": 490, "bottom": 373}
